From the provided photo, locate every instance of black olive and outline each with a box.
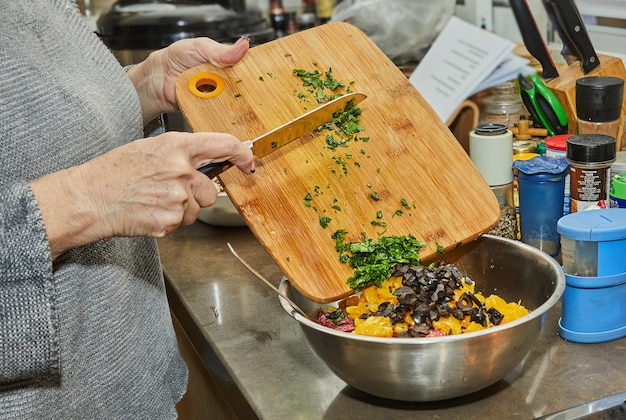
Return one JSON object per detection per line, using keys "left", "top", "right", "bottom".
{"left": 452, "top": 307, "right": 464, "bottom": 320}
{"left": 468, "top": 292, "right": 486, "bottom": 310}
{"left": 471, "top": 310, "right": 488, "bottom": 327}
{"left": 411, "top": 312, "right": 428, "bottom": 325}
{"left": 438, "top": 303, "right": 452, "bottom": 317}
{"left": 324, "top": 308, "right": 343, "bottom": 319}
{"left": 409, "top": 323, "right": 431, "bottom": 336}
{"left": 416, "top": 302, "right": 430, "bottom": 316}
{"left": 376, "top": 302, "right": 393, "bottom": 317}
{"left": 430, "top": 309, "right": 439, "bottom": 322}
{"left": 456, "top": 293, "right": 474, "bottom": 314}
{"left": 488, "top": 307, "right": 504, "bottom": 325}
{"left": 388, "top": 311, "right": 404, "bottom": 325}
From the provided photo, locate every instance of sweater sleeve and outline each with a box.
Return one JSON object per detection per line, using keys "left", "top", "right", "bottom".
{"left": 0, "top": 182, "right": 59, "bottom": 386}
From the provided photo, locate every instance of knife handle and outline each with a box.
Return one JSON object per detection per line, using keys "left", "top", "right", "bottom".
{"left": 549, "top": 0, "right": 600, "bottom": 74}
{"left": 198, "top": 161, "right": 232, "bottom": 178}
{"left": 197, "top": 140, "right": 253, "bottom": 178}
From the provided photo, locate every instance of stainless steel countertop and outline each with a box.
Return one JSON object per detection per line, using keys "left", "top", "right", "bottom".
{"left": 158, "top": 221, "right": 626, "bottom": 419}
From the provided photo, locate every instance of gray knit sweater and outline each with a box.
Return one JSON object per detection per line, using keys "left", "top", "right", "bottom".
{"left": 0, "top": 1, "right": 187, "bottom": 418}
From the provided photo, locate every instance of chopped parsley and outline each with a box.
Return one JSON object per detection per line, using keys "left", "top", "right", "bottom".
{"left": 303, "top": 193, "right": 313, "bottom": 207}
{"left": 319, "top": 216, "right": 332, "bottom": 229}
{"left": 331, "top": 232, "right": 426, "bottom": 290}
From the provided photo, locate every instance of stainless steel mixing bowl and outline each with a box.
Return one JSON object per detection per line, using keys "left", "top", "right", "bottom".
{"left": 278, "top": 235, "right": 565, "bottom": 402}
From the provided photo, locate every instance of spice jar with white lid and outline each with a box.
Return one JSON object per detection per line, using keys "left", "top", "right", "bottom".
{"left": 470, "top": 123, "right": 516, "bottom": 239}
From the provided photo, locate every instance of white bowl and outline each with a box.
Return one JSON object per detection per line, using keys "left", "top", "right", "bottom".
{"left": 197, "top": 193, "right": 246, "bottom": 227}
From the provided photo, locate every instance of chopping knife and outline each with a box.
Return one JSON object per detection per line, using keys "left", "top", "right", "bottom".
{"left": 198, "top": 92, "right": 367, "bottom": 178}
{"left": 541, "top": 0, "right": 578, "bottom": 65}
{"left": 542, "top": 0, "right": 600, "bottom": 74}
{"left": 510, "top": 0, "right": 559, "bottom": 80}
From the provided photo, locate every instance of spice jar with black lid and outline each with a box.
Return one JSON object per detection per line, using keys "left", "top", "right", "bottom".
{"left": 566, "top": 134, "right": 616, "bottom": 213}
{"left": 576, "top": 76, "right": 624, "bottom": 138}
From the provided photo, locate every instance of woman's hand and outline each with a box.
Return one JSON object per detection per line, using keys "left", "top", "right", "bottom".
{"left": 30, "top": 131, "right": 254, "bottom": 260}
{"left": 126, "top": 36, "right": 250, "bottom": 124}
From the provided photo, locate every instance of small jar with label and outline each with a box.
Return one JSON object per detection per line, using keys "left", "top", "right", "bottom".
{"left": 566, "top": 134, "right": 616, "bottom": 212}
{"left": 576, "top": 76, "right": 624, "bottom": 138}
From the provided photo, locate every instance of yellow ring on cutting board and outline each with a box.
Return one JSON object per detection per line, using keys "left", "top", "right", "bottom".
{"left": 188, "top": 72, "right": 225, "bottom": 98}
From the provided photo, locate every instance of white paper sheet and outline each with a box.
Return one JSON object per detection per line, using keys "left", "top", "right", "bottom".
{"left": 409, "top": 16, "right": 531, "bottom": 123}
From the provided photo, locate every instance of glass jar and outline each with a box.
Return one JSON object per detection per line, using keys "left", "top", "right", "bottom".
{"left": 479, "top": 80, "right": 528, "bottom": 128}
{"left": 487, "top": 183, "right": 518, "bottom": 240}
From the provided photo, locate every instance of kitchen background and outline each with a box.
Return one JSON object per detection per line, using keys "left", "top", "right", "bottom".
{"left": 79, "top": 0, "right": 626, "bottom": 61}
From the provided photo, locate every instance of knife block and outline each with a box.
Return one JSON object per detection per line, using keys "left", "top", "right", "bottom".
{"left": 546, "top": 54, "right": 626, "bottom": 151}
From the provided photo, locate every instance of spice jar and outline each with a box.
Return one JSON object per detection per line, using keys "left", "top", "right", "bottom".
{"left": 576, "top": 76, "right": 624, "bottom": 138}
{"left": 566, "top": 134, "right": 616, "bottom": 212}
{"left": 470, "top": 123, "right": 517, "bottom": 239}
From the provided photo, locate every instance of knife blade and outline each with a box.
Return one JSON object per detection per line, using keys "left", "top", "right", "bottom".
{"left": 544, "top": 0, "right": 600, "bottom": 74}
{"left": 542, "top": 0, "right": 578, "bottom": 65}
{"left": 198, "top": 92, "right": 367, "bottom": 178}
{"left": 510, "top": 0, "right": 559, "bottom": 80}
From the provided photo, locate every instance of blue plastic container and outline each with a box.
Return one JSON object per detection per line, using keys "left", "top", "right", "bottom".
{"left": 556, "top": 209, "right": 626, "bottom": 343}
{"left": 514, "top": 156, "right": 568, "bottom": 258}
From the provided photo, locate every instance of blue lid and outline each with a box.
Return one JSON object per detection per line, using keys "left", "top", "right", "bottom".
{"left": 557, "top": 209, "right": 626, "bottom": 241}
{"left": 512, "top": 155, "right": 569, "bottom": 175}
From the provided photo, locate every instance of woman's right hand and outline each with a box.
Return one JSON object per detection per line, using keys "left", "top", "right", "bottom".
{"left": 29, "top": 131, "right": 254, "bottom": 260}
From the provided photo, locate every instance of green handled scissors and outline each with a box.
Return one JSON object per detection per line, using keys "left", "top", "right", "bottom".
{"left": 517, "top": 73, "right": 568, "bottom": 136}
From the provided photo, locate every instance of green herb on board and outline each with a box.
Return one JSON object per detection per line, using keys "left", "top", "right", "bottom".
{"left": 234, "top": 93, "right": 242, "bottom": 98}
{"left": 394, "top": 209, "right": 403, "bottom": 216}
{"left": 376, "top": 211, "right": 383, "bottom": 219}
{"left": 304, "top": 193, "right": 313, "bottom": 207}
{"left": 319, "top": 216, "right": 332, "bottom": 229}
{"left": 400, "top": 198, "right": 411, "bottom": 209}
{"left": 259, "top": 76, "right": 264, "bottom": 81}
{"left": 370, "top": 220, "right": 386, "bottom": 227}
{"left": 436, "top": 243, "right": 445, "bottom": 254}
{"left": 370, "top": 191, "right": 380, "bottom": 201}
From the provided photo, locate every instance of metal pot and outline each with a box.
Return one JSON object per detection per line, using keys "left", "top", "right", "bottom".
{"left": 278, "top": 235, "right": 565, "bottom": 402}
{"left": 96, "top": 0, "right": 274, "bottom": 130}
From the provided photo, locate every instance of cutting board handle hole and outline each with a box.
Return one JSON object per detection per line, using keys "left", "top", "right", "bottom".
{"left": 188, "top": 72, "right": 224, "bottom": 99}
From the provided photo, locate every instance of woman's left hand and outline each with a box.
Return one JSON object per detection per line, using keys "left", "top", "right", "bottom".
{"left": 126, "top": 36, "right": 250, "bottom": 124}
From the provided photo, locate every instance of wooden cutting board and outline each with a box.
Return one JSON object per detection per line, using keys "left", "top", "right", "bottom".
{"left": 176, "top": 22, "right": 499, "bottom": 303}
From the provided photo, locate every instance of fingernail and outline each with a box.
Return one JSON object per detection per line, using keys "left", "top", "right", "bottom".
{"left": 238, "top": 35, "right": 250, "bottom": 44}
{"left": 250, "top": 166, "right": 256, "bottom": 174}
